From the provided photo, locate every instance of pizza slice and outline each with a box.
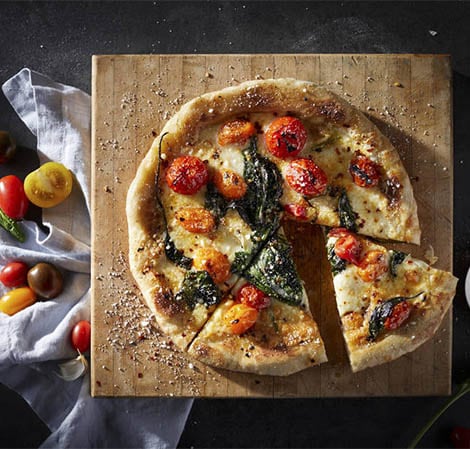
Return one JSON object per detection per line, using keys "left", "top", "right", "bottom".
{"left": 188, "top": 231, "right": 327, "bottom": 376}
{"left": 325, "top": 227, "right": 457, "bottom": 372}
{"left": 127, "top": 112, "right": 285, "bottom": 351}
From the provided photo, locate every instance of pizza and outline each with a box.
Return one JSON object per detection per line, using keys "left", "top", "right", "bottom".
{"left": 126, "top": 78, "right": 456, "bottom": 376}
{"left": 326, "top": 227, "right": 457, "bottom": 372}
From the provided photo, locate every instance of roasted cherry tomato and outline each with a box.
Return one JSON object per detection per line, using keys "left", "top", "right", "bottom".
{"left": 24, "top": 162, "right": 73, "bottom": 208}
{"left": 213, "top": 169, "right": 247, "bottom": 200}
{"left": 357, "top": 250, "right": 388, "bottom": 282}
{"left": 218, "top": 119, "right": 256, "bottom": 146}
{"left": 285, "top": 158, "right": 328, "bottom": 197}
{"left": 0, "top": 287, "right": 36, "bottom": 316}
{"left": 175, "top": 207, "right": 215, "bottom": 234}
{"left": 165, "top": 156, "right": 208, "bottom": 195}
{"left": 0, "top": 175, "right": 29, "bottom": 219}
{"left": 71, "top": 320, "right": 91, "bottom": 353}
{"left": 327, "top": 227, "right": 352, "bottom": 239}
{"left": 27, "top": 262, "right": 63, "bottom": 299}
{"left": 236, "top": 283, "right": 271, "bottom": 311}
{"left": 265, "top": 116, "right": 307, "bottom": 159}
{"left": 224, "top": 303, "right": 258, "bottom": 335}
{"left": 0, "top": 261, "right": 29, "bottom": 288}
{"left": 349, "top": 153, "right": 381, "bottom": 188}
{"left": 193, "top": 248, "right": 231, "bottom": 284}
{"left": 384, "top": 301, "right": 411, "bottom": 330}
{"left": 0, "top": 131, "right": 17, "bottom": 164}
{"left": 450, "top": 427, "right": 470, "bottom": 449}
{"left": 284, "top": 203, "right": 309, "bottom": 221}
{"left": 334, "top": 233, "right": 363, "bottom": 266}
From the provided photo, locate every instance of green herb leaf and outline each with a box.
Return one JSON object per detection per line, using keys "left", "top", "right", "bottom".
{"left": 389, "top": 250, "right": 408, "bottom": 277}
{"left": 327, "top": 243, "right": 346, "bottom": 276}
{"left": 368, "top": 291, "right": 425, "bottom": 341}
{"left": 164, "top": 233, "right": 192, "bottom": 270}
{"left": 204, "top": 182, "right": 230, "bottom": 225}
{"left": 0, "top": 208, "right": 25, "bottom": 243}
{"left": 175, "top": 270, "right": 221, "bottom": 309}
{"left": 244, "top": 233, "right": 304, "bottom": 306}
{"left": 154, "top": 133, "right": 193, "bottom": 270}
{"left": 236, "top": 137, "right": 283, "bottom": 230}
{"left": 338, "top": 190, "right": 357, "bottom": 231}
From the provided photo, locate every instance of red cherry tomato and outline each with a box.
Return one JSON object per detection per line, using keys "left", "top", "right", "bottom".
{"left": 349, "top": 153, "right": 381, "bottom": 188}
{"left": 0, "top": 261, "right": 29, "bottom": 288}
{"left": 165, "top": 156, "right": 208, "bottom": 195}
{"left": 450, "top": 427, "right": 470, "bottom": 449}
{"left": 327, "top": 227, "right": 352, "bottom": 239}
{"left": 285, "top": 158, "right": 328, "bottom": 197}
{"left": 384, "top": 301, "right": 411, "bottom": 330}
{"left": 265, "top": 116, "right": 307, "bottom": 158}
{"left": 236, "top": 283, "right": 271, "bottom": 311}
{"left": 284, "top": 203, "right": 309, "bottom": 220}
{"left": 0, "top": 175, "right": 29, "bottom": 219}
{"left": 71, "top": 320, "right": 91, "bottom": 353}
{"left": 334, "top": 233, "right": 363, "bottom": 265}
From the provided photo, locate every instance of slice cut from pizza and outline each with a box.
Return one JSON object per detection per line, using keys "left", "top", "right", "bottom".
{"left": 188, "top": 232, "right": 327, "bottom": 376}
{"left": 325, "top": 227, "right": 458, "bottom": 372}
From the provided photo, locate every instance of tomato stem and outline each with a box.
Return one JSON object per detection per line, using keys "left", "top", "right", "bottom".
{"left": 408, "top": 377, "right": 470, "bottom": 448}
{"left": 0, "top": 207, "right": 25, "bottom": 242}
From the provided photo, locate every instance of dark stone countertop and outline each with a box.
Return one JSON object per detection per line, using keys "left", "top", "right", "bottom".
{"left": 0, "top": 2, "right": 469, "bottom": 448}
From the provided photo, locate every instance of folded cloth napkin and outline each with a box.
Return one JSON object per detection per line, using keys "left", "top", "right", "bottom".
{"left": 0, "top": 69, "right": 193, "bottom": 448}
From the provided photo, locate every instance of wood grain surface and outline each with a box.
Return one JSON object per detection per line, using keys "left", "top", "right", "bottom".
{"left": 91, "top": 54, "right": 453, "bottom": 397}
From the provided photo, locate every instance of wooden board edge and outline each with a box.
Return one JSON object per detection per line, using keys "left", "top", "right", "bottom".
{"left": 90, "top": 54, "right": 101, "bottom": 398}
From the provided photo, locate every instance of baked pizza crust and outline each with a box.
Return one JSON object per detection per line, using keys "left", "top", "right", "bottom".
{"left": 345, "top": 270, "right": 457, "bottom": 372}
{"left": 188, "top": 299, "right": 327, "bottom": 376}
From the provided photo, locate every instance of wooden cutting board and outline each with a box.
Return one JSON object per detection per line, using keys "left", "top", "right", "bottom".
{"left": 90, "top": 54, "right": 453, "bottom": 397}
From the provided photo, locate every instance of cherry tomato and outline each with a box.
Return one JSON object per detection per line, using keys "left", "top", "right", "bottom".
{"left": 24, "top": 162, "right": 73, "bottom": 208}
{"left": 224, "top": 303, "right": 258, "bottom": 335}
{"left": 71, "top": 320, "right": 91, "bottom": 353}
{"left": 193, "top": 248, "right": 231, "bottom": 284}
{"left": 349, "top": 153, "right": 381, "bottom": 188}
{"left": 0, "top": 131, "right": 16, "bottom": 164}
{"left": 175, "top": 207, "right": 215, "bottom": 234}
{"left": 384, "top": 301, "right": 411, "bottom": 330}
{"left": 0, "top": 261, "right": 29, "bottom": 288}
{"left": 357, "top": 250, "right": 388, "bottom": 282}
{"left": 327, "top": 227, "right": 352, "bottom": 239}
{"left": 284, "top": 203, "right": 309, "bottom": 221}
{"left": 450, "top": 427, "right": 470, "bottom": 449}
{"left": 236, "top": 283, "right": 271, "bottom": 311}
{"left": 334, "top": 233, "right": 363, "bottom": 265}
{"left": 218, "top": 119, "right": 256, "bottom": 146}
{"left": 27, "top": 263, "right": 63, "bottom": 299}
{"left": 0, "top": 175, "right": 29, "bottom": 219}
{"left": 165, "top": 156, "right": 208, "bottom": 195}
{"left": 265, "top": 116, "right": 307, "bottom": 158}
{"left": 213, "top": 169, "right": 247, "bottom": 200}
{"left": 285, "top": 158, "right": 328, "bottom": 197}
{"left": 0, "top": 287, "right": 36, "bottom": 316}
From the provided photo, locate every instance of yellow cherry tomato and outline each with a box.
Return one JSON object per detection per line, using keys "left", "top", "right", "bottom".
{"left": 0, "top": 287, "right": 36, "bottom": 316}
{"left": 24, "top": 162, "right": 73, "bottom": 208}
{"left": 224, "top": 303, "right": 258, "bottom": 335}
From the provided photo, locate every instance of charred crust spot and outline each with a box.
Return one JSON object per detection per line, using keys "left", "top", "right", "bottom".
{"left": 154, "top": 288, "right": 185, "bottom": 317}
{"left": 380, "top": 175, "right": 402, "bottom": 208}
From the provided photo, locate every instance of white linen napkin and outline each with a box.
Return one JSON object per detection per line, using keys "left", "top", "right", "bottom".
{"left": 1, "top": 69, "right": 193, "bottom": 448}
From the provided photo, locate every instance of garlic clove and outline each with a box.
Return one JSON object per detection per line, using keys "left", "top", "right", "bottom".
{"left": 57, "top": 352, "right": 89, "bottom": 381}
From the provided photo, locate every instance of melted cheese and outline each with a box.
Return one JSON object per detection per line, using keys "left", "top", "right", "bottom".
{"left": 328, "top": 236, "right": 433, "bottom": 316}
